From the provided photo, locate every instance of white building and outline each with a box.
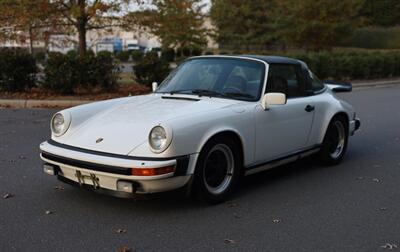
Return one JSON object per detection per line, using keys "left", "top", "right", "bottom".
{"left": 0, "top": 17, "right": 218, "bottom": 53}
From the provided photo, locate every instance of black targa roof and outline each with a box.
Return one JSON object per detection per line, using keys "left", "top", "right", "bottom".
{"left": 242, "top": 55, "right": 302, "bottom": 65}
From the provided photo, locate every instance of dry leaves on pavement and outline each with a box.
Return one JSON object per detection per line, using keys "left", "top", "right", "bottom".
{"left": 113, "top": 228, "right": 127, "bottom": 234}
{"left": 53, "top": 186, "right": 65, "bottom": 191}
{"left": 3, "top": 193, "right": 14, "bottom": 199}
{"left": 381, "top": 243, "right": 398, "bottom": 250}
{"left": 116, "top": 246, "right": 130, "bottom": 252}
{"left": 224, "top": 239, "right": 236, "bottom": 244}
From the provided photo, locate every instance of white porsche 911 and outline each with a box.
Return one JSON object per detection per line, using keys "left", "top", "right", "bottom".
{"left": 40, "top": 55, "right": 360, "bottom": 203}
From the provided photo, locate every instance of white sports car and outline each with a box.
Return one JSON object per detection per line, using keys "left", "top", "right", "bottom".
{"left": 40, "top": 55, "right": 360, "bottom": 203}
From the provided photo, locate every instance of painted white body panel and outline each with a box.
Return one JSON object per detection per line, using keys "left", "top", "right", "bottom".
{"left": 40, "top": 56, "right": 359, "bottom": 195}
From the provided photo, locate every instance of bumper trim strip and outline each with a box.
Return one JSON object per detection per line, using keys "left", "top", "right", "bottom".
{"left": 42, "top": 152, "right": 132, "bottom": 175}
{"left": 47, "top": 139, "right": 192, "bottom": 161}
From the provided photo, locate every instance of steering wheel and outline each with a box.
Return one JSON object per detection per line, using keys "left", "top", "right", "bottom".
{"left": 223, "top": 76, "right": 247, "bottom": 93}
{"left": 222, "top": 86, "right": 244, "bottom": 93}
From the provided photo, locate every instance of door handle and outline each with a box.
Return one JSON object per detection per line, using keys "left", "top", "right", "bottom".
{"left": 305, "top": 105, "right": 315, "bottom": 112}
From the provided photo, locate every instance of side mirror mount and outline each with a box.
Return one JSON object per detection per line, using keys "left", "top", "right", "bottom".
{"left": 152, "top": 82, "right": 158, "bottom": 92}
{"left": 262, "top": 92, "right": 287, "bottom": 110}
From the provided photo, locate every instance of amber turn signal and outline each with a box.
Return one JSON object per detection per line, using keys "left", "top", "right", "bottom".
{"left": 131, "top": 166, "right": 175, "bottom": 176}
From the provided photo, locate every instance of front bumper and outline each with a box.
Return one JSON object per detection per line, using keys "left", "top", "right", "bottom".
{"left": 40, "top": 140, "right": 197, "bottom": 197}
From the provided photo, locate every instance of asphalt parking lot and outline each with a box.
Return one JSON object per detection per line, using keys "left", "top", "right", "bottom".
{"left": 1, "top": 86, "right": 400, "bottom": 252}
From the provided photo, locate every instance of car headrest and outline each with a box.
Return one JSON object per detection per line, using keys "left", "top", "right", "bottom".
{"left": 267, "top": 75, "right": 288, "bottom": 94}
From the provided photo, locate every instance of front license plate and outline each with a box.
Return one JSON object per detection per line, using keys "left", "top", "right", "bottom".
{"left": 75, "top": 170, "right": 100, "bottom": 189}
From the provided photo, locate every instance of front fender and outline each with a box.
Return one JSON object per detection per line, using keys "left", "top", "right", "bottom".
{"left": 51, "top": 97, "right": 131, "bottom": 143}
{"left": 129, "top": 105, "right": 256, "bottom": 169}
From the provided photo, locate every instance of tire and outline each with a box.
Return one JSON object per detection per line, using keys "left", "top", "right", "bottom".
{"left": 193, "top": 136, "right": 242, "bottom": 204}
{"left": 318, "top": 115, "right": 349, "bottom": 165}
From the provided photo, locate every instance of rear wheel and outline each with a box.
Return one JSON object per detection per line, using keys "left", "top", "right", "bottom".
{"left": 193, "top": 136, "right": 242, "bottom": 204}
{"left": 318, "top": 116, "right": 349, "bottom": 165}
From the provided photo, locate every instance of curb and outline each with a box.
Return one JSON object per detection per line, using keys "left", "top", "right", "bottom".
{"left": 1, "top": 80, "right": 400, "bottom": 109}
{"left": 0, "top": 99, "right": 90, "bottom": 109}
{"left": 352, "top": 80, "right": 400, "bottom": 89}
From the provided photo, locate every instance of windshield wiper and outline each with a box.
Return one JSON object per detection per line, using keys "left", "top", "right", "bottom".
{"left": 162, "top": 89, "right": 222, "bottom": 98}
{"left": 191, "top": 89, "right": 223, "bottom": 97}
{"left": 223, "top": 92, "right": 254, "bottom": 100}
{"left": 168, "top": 90, "right": 192, "bottom": 95}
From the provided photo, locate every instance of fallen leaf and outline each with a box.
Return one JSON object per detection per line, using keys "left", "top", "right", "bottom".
{"left": 272, "top": 219, "right": 281, "bottom": 223}
{"left": 114, "top": 228, "right": 127, "bottom": 234}
{"left": 233, "top": 213, "right": 241, "bottom": 219}
{"left": 224, "top": 239, "right": 236, "bottom": 244}
{"left": 356, "top": 176, "right": 364, "bottom": 180}
{"left": 45, "top": 210, "right": 53, "bottom": 215}
{"left": 53, "top": 186, "right": 65, "bottom": 191}
{"left": 3, "top": 193, "right": 14, "bottom": 199}
{"left": 227, "top": 202, "right": 238, "bottom": 208}
{"left": 373, "top": 178, "right": 380, "bottom": 183}
{"left": 116, "top": 246, "right": 130, "bottom": 252}
{"left": 381, "top": 243, "right": 398, "bottom": 250}
{"left": 380, "top": 207, "right": 388, "bottom": 211}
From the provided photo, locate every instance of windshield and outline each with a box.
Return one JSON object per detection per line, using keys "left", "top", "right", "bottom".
{"left": 156, "top": 58, "right": 265, "bottom": 101}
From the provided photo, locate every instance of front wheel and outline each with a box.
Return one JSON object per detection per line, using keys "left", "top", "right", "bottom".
{"left": 318, "top": 116, "right": 349, "bottom": 165}
{"left": 193, "top": 137, "right": 242, "bottom": 204}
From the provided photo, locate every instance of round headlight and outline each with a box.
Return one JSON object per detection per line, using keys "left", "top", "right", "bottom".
{"left": 51, "top": 112, "right": 71, "bottom": 136}
{"left": 149, "top": 126, "right": 169, "bottom": 153}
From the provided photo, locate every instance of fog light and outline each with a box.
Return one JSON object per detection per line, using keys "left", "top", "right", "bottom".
{"left": 117, "top": 181, "right": 135, "bottom": 193}
{"left": 43, "top": 164, "right": 57, "bottom": 176}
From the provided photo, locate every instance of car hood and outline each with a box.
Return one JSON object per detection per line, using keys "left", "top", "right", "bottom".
{"left": 63, "top": 94, "right": 239, "bottom": 155}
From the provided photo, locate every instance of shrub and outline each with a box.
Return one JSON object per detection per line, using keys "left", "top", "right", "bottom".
{"left": 191, "top": 47, "right": 203, "bottom": 56}
{"left": 34, "top": 51, "right": 46, "bottom": 63}
{"left": 204, "top": 51, "right": 214, "bottom": 55}
{"left": 43, "top": 52, "right": 79, "bottom": 94}
{"left": 161, "top": 48, "right": 175, "bottom": 62}
{"left": 66, "top": 50, "right": 78, "bottom": 58}
{"left": 115, "top": 50, "right": 130, "bottom": 62}
{"left": 0, "top": 49, "right": 37, "bottom": 92}
{"left": 97, "top": 50, "right": 113, "bottom": 58}
{"left": 181, "top": 46, "right": 191, "bottom": 57}
{"left": 134, "top": 53, "right": 170, "bottom": 86}
{"left": 287, "top": 51, "right": 400, "bottom": 80}
{"left": 131, "top": 50, "right": 144, "bottom": 62}
{"left": 43, "top": 52, "right": 119, "bottom": 94}
{"left": 345, "top": 26, "right": 400, "bottom": 49}
{"left": 93, "top": 52, "right": 119, "bottom": 91}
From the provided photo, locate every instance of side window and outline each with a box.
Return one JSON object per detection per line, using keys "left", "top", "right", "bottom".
{"left": 309, "top": 70, "right": 325, "bottom": 91}
{"left": 266, "top": 64, "right": 304, "bottom": 98}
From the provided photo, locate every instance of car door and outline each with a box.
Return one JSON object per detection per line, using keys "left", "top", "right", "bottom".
{"left": 254, "top": 63, "right": 316, "bottom": 162}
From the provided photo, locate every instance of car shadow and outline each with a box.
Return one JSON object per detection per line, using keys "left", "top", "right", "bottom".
{"left": 56, "top": 149, "right": 367, "bottom": 212}
{"left": 57, "top": 157, "right": 322, "bottom": 209}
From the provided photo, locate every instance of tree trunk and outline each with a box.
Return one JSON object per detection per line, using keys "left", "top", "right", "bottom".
{"left": 28, "top": 25, "right": 34, "bottom": 54}
{"left": 77, "top": 23, "right": 87, "bottom": 58}
{"left": 77, "top": 0, "right": 87, "bottom": 59}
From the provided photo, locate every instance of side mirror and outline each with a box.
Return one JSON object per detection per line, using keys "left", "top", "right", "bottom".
{"left": 262, "top": 93, "right": 287, "bottom": 110}
{"left": 152, "top": 82, "right": 158, "bottom": 92}
{"left": 324, "top": 80, "right": 352, "bottom": 93}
